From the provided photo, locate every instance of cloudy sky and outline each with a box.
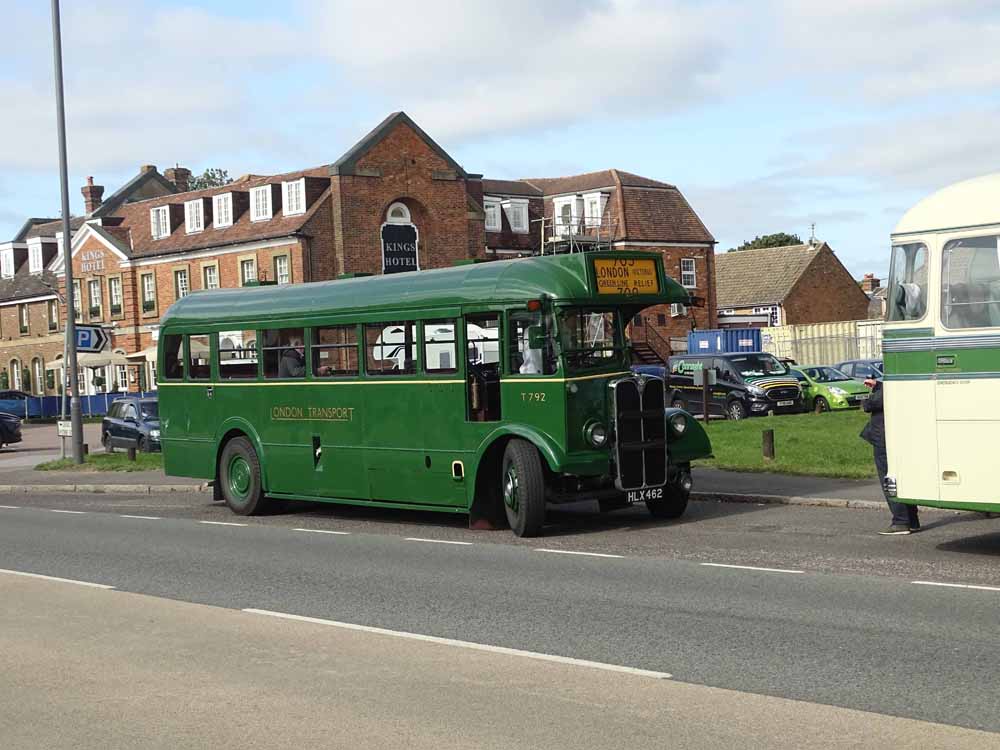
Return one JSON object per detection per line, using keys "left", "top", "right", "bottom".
{"left": 3, "top": 0, "right": 999, "bottom": 277}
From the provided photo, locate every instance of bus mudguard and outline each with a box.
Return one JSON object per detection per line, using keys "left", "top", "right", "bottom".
{"left": 215, "top": 418, "right": 271, "bottom": 492}
{"left": 473, "top": 424, "right": 564, "bottom": 476}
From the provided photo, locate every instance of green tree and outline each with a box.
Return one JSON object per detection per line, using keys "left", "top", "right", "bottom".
{"left": 727, "top": 232, "right": 804, "bottom": 252}
{"left": 188, "top": 168, "right": 233, "bottom": 191}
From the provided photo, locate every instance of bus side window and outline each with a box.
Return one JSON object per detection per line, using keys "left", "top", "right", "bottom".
{"left": 217, "top": 332, "right": 258, "bottom": 379}
{"left": 261, "top": 328, "right": 306, "bottom": 379}
{"left": 161, "top": 335, "right": 184, "bottom": 380}
{"left": 366, "top": 322, "right": 417, "bottom": 375}
{"left": 313, "top": 326, "right": 359, "bottom": 377}
{"left": 187, "top": 335, "right": 211, "bottom": 380}
{"left": 422, "top": 319, "right": 457, "bottom": 374}
{"left": 466, "top": 314, "right": 501, "bottom": 422}
{"left": 508, "top": 310, "right": 556, "bottom": 375}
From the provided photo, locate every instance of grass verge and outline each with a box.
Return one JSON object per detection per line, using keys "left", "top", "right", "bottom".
{"left": 694, "top": 409, "right": 876, "bottom": 479}
{"left": 35, "top": 451, "right": 164, "bottom": 472}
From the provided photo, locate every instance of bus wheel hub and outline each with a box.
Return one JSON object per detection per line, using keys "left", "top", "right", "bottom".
{"left": 503, "top": 466, "right": 519, "bottom": 512}
{"left": 229, "top": 456, "right": 252, "bottom": 497}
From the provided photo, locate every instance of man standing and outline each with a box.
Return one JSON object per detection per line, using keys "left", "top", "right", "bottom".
{"left": 861, "top": 377, "right": 919, "bottom": 535}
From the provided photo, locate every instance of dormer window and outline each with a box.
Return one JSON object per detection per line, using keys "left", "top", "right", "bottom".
{"left": 214, "top": 193, "right": 233, "bottom": 228}
{"left": 250, "top": 186, "right": 272, "bottom": 221}
{"left": 150, "top": 206, "right": 170, "bottom": 239}
{"left": 282, "top": 179, "right": 305, "bottom": 216}
{"left": 28, "top": 241, "right": 43, "bottom": 274}
{"left": 582, "top": 192, "right": 608, "bottom": 227}
{"left": 185, "top": 199, "right": 204, "bottom": 233}
{"left": 1, "top": 248, "right": 14, "bottom": 278}
{"left": 484, "top": 197, "right": 502, "bottom": 232}
{"left": 502, "top": 199, "right": 529, "bottom": 234}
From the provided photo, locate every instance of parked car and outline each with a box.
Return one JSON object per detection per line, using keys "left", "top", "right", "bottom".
{"left": 666, "top": 352, "right": 803, "bottom": 420}
{"left": 0, "top": 412, "right": 23, "bottom": 449}
{"left": 0, "top": 389, "right": 42, "bottom": 418}
{"left": 102, "top": 397, "right": 160, "bottom": 452}
{"left": 790, "top": 366, "right": 870, "bottom": 412}
{"left": 834, "top": 359, "right": 884, "bottom": 382}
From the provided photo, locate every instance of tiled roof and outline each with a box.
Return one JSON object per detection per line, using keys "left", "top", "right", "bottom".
{"left": 522, "top": 168, "right": 676, "bottom": 196}
{"left": 620, "top": 186, "right": 714, "bottom": 244}
{"left": 480, "top": 179, "right": 542, "bottom": 197}
{"left": 0, "top": 268, "right": 60, "bottom": 303}
{"left": 114, "top": 166, "right": 330, "bottom": 258}
{"left": 715, "top": 243, "right": 824, "bottom": 307}
{"left": 17, "top": 216, "right": 86, "bottom": 241}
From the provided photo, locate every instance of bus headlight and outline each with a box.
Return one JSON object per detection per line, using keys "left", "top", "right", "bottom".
{"left": 668, "top": 413, "right": 687, "bottom": 435}
{"left": 585, "top": 423, "right": 608, "bottom": 448}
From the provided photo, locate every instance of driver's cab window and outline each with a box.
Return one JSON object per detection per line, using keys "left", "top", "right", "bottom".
{"left": 792, "top": 370, "right": 808, "bottom": 383}
{"left": 466, "top": 314, "right": 501, "bottom": 422}
{"left": 887, "top": 242, "right": 928, "bottom": 321}
{"left": 713, "top": 358, "right": 736, "bottom": 382}
{"left": 508, "top": 310, "right": 556, "bottom": 375}
{"left": 941, "top": 235, "right": 1000, "bottom": 329}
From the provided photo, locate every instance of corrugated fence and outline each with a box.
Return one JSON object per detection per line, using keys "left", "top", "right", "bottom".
{"left": 0, "top": 392, "right": 159, "bottom": 420}
{"left": 761, "top": 320, "right": 883, "bottom": 365}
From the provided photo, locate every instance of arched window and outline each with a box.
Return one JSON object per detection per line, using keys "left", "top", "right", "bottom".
{"left": 386, "top": 202, "right": 411, "bottom": 225}
{"left": 10, "top": 359, "right": 21, "bottom": 390}
{"left": 31, "top": 357, "right": 43, "bottom": 395}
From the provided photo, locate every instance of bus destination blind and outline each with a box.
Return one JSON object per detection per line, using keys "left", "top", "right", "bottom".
{"left": 593, "top": 258, "right": 660, "bottom": 296}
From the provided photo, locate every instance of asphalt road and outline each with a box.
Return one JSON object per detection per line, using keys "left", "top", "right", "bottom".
{"left": 4, "top": 575, "right": 996, "bottom": 750}
{"left": 1, "top": 497, "right": 998, "bottom": 738}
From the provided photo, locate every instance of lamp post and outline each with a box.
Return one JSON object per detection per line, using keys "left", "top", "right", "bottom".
{"left": 50, "top": 0, "right": 83, "bottom": 463}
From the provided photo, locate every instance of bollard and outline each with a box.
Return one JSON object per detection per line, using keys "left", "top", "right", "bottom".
{"left": 127, "top": 446, "right": 137, "bottom": 462}
{"left": 762, "top": 429, "right": 775, "bottom": 461}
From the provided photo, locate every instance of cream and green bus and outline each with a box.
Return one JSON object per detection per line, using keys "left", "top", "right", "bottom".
{"left": 883, "top": 173, "right": 1000, "bottom": 512}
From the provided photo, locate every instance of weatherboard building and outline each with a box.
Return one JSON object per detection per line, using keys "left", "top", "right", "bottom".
{"left": 0, "top": 112, "right": 717, "bottom": 396}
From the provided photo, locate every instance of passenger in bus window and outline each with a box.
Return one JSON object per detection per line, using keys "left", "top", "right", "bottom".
{"left": 279, "top": 335, "right": 331, "bottom": 378}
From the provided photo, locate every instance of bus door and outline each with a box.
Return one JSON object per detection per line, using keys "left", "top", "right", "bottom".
{"left": 465, "top": 314, "right": 502, "bottom": 422}
{"left": 185, "top": 333, "right": 216, "bottom": 445}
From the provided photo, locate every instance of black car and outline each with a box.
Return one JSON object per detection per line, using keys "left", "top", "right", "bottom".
{"left": 0, "top": 412, "right": 22, "bottom": 449}
{"left": 666, "top": 352, "right": 803, "bottom": 420}
{"left": 102, "top": 397, "right": 160, "bottom": 452}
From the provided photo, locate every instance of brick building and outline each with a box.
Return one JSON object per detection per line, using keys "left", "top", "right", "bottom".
{"left": 3, "top": 111, "right": 716, "bottom": 394}
{"left": 715, "top": 242, "right": 871, "bottom": 328}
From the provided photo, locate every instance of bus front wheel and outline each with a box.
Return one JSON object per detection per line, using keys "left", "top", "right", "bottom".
{"left": 646, "top": 481, "right": 689, "bottom": 520}
{"left": 220, "top": 437, "right": 269, "bottom": 515}
{"left": 502, "top": 439, "right": 546, "bottom": 537}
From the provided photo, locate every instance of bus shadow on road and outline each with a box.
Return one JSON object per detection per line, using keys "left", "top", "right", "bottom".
{"left": 934, "top": 527, "right": 1000, "bottom": 557}
{"left": 265, "top": 494, "right": 769, "bottom": 537}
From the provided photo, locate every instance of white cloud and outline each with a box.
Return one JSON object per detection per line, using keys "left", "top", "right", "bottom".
{"left": 306, "top": 0, "right": 742, "bottom": 140}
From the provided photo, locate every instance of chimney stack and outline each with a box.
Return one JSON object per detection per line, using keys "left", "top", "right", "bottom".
{"left": 81, "top": 176, "right": 105, "bottom": 214}
{"left": 860, "top": 273, "right": 881, "bottom": 294}
{"left": 165, "top": 166, "right": 192, "bottom": 193}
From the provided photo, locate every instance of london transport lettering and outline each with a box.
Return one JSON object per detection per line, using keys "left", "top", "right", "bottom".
{"left": 593, "top": 258, "right": 659, "bottom": 295}
{"left": 271, "top": 406, "right": 355, "bottom": 422}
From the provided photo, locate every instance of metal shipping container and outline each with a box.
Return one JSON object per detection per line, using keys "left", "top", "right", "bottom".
{"left": 687, "top": 328, "right": 762, "bottom": 354}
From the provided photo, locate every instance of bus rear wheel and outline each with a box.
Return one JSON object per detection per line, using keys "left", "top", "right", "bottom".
{"left": 220, "top": 437, "right": 269, "bottom": 515}
{"left": 502, "top": 439, "right": 546, "bottom": 537}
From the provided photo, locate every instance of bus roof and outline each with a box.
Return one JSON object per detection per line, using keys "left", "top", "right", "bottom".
{"left": 893, "top": 172, "right": 1000, "bottom": 237}
{"left": 160, "top": 251, "right": 687, "bottom": 329}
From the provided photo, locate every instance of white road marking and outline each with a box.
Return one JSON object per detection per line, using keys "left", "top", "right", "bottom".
{"left": 49, "top": 509, "right": 86, "bottom": 515}
{"left": 0, "top": 505, "right": 20, "bottom": 509}
{"left": 293, "top": 528, "right": 351, "bottom": 536}
{"left": 913, "top": 580, "right": 1000, "bottom": 592}
{"left": 0, "top": 568, "right": 114, "bottom": 590}
{"left": 701, "top": 562, "right": 804, "bottom": 574}
{"left": 199, "top": 520, "right": 248, "bottom": 527}
{"left": 243, "top": 608, "right": 672, "bottom": 680}
{"left": 535, "top": 548, "right": 625, "bottom": 559}
{"left": 405, "top": 537, "right": 473, "bottom": 546}
{"left": 119, "top": 514, "right": 161, "bottom": 520}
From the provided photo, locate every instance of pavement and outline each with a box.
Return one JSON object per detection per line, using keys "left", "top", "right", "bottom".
{"left": 1, "top": 501, "right": 999, "bottom": 743}
{"left": 3, "top": 573, "right": 996, "bottom": 750}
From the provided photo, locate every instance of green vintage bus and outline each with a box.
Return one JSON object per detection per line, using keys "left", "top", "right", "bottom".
{"left": 158, "top": 251, "right": 712, "bottom": 536}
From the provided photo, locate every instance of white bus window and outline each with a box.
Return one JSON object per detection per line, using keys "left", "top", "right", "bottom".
{"left": 423, "top": 320, "right": 457, "bottom": 374}
{"left": 886, "top": 242, "right": 928, "bottom": 321}
{"left": 313, "top": 326, "right": 359, "bottom": 376}
{"left": 366, "top": 322, "right": 417, "bottom": 375}
{"left": 941, "top": 235, "right": 1000, "bottom": 329}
